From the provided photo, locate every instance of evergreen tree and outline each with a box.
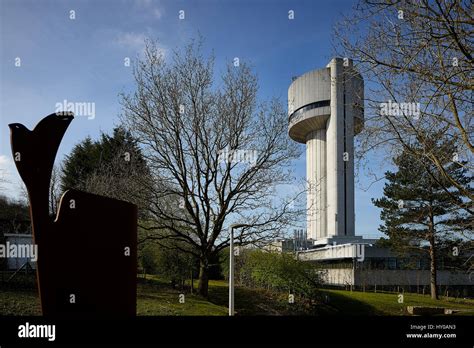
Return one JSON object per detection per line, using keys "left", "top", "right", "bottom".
{"left": 373, "top": 137, "right": 472, "bottom": 300}
{"left": 61, "top": 127, "right": 151, "bottom": 215}
{"left": 61, "top": 136, "right": 100, "bottom": 191}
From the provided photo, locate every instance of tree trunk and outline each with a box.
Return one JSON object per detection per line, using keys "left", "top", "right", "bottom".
{"left": 197, "top": 260, "right": 209, "bottom": 297}
{"left": 429, "top": 232, "right": 438, "bottom": 300}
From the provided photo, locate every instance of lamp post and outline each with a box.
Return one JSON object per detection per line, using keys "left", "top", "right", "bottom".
{"left": 228, "top": 223, "right": 247, "bottom": 316}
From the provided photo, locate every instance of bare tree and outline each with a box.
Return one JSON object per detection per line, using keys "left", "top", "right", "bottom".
{"left": 49, "top": 164, "right": 62, "bottom": 216}
{"left": 334, "top": 0, "right": 473, "bottom": 216}
{"left": 82, "top": 143, "right": 152, "bottom": 215}
{"left": 119, "top": 38, "right": 303, "bottom": 296}
{"left": 334, "top": 0, "right": 473, "bottom": 299}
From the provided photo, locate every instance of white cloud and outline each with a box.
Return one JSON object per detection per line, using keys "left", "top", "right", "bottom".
{"left": 114, "top": 31, "right": 168, "bottom": 58}
{"left": 0, "top": 154, "right": 12, "bottom": 179}
{"left": 133, "top": 0, "right": 163, "bottom": 19}
{"left": 0, "top": 154, "right": 9, "bottom": 166}
{"left": 115, "top": 32, "right": 148, "bottom": 51}
{"left": 0, "top": 154, "right": 22, "bottom": 199}
{"left": 153, "top": 8, "right": 162, "bottom": 19}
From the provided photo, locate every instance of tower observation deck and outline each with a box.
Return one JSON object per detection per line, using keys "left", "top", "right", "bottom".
{"left": 288, "top": 58, "right": 364, "bottom": 244}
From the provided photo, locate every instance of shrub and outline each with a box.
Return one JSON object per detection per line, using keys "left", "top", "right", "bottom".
{"left": 222, "top": 249, "right": 324, "bottom": 304}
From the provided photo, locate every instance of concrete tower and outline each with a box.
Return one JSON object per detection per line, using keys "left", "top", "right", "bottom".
{"left": 288, "top": 58, "right": 364, "bottom": 245}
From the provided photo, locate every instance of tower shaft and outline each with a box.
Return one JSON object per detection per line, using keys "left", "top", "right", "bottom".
{"left": 306, "top": 129, "right": 327, "bottom": 240}
{"left": 288, "top": 58, "right": 364, "bottom": 244}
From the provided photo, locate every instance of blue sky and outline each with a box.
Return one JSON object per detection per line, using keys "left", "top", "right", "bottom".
{"left": 0, "top": 0, "right": 386, "bottom": 238}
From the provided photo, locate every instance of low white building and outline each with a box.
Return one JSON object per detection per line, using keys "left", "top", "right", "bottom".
{"left": 296, "top": 241, "right": 473, "bottom": 295}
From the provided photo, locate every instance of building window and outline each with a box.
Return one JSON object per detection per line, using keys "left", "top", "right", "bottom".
{"left": 288, "top": 99, "right": 331, "bottom": 122}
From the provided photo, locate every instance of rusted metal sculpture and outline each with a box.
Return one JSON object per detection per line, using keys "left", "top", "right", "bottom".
{"left": 9, "top": 113, "right": 137, "bottom": 316}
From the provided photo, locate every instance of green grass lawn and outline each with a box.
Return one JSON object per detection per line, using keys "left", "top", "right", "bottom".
{"left": 138, "top": 277, "right": 306, "bottom": 315}
{"left": 137, "top": 277, "right": 227, "bottom": 316}
{"left": 0, "top": 288, "right": 41, "bottom": 315}
{"left": 0, "top": 276, "right": 305, "bottom": 316}
{"left": 318, "top": 289, "right": 474, "bottom": 316}
{"left": 206, "top": 279, "right": 309, "bottom": 315}
{"left": 1, "top": 275, "right": 473, "bottom": 316}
